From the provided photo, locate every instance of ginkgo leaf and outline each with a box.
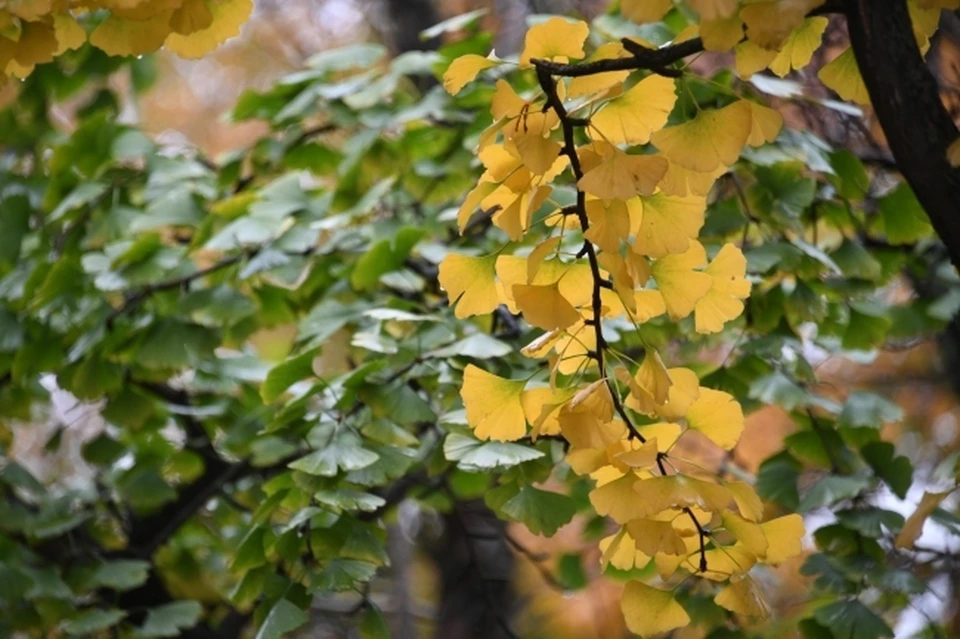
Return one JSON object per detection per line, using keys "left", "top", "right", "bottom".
{"left": 700, "top": 15, "right": 744, "bottom": 52}
{"left": 630, "top": 289, "right": 667, "bottom": 323}
{"left": 745, "top": 101, "right": 783, "bottom": 147}
{"left": 633, "top": 475, "right": 732, "bottom": 517}
{"left": 486, "top": 183, "right": 553, "bottom": 240}
{"left": 443, "top": 54, "right": 499, "bottom": 95}
{"left": 626, "top": 519, "right": 688, "bottom": 555}
{"left": 621, "top": 581, "right": 691, "bottom": 638}
{"left": 589, "top": 74, "right": 677, "bottom": 145}
{"left": 599, "top": 529, "right": 651, "bottom": 570}
{"left": 658, "top": 159, "right": 726, "bottom": 197}
{"left": 695, "top": 243, "right": 751, "bottom": 334}
{"left": 579, "top": 147, "right": 668, "bottom": 200}
{"left": 726, "top": 481, "right": 764, "bottom": 522}
{"left": 759, "top": 514, "right": 805, "bottom": 564}
{"left": 636, "top": 422, "right": 683, "bottom": 451}
{"left": 53, "top": 14, "right": 87, "bottom": 54}
{"left": 513, "top": 132, "right": 562, "bottom": 175}
{"left": 768, "top": 17, "right": 829, "bottom": 77}
{"left": 632, "top": 192, "right": 706, "bottom": 257}
{"left": 521, "top": 385, "right": 574, "bottom": 438}
{"left": 526, "top": 237, "right": 562, "bottom": 282}
{"left": 165, "top": 0, "right": 252, "bottom": 59}
{"left": 560, "top": 382, "right": 626, "bottom": 449}
{"left": 497, "top": 255, "right": 593, "bottom": 312}
{"left": 741, "top": 0, "right": 821, "bottom": 49}
{"left": 654, "top": 535, "right": 702, "bottom": 579}
{"left": 616, "top": 438, "right": 660, "bottom": 468}
{"left": 688, "top": 0, "right": 739, "bottom": 19}
{"left": 621, "top": 0, "right": 673, "bottom": 23}
{"left": 568, "top": 42, "right": 631, "bottom": 98}
{"left": 651, "top": 100, "right": 752, "bottom": 172}
{"left": 819, "top": 47, "right": 870, "bottom": 105}
{"left": 715, "top": 577, "right": 771, "bottom": 617}
{"left": 519, "top": 17, "right": 589, "bottom": 68}
{"left": 438, "top": 253, "right": 500, "bottom": 318}
{"left": 734, "top": 40, "right": 778, "bottom": 78}
{"left": 513, "top": 282, "right": 582, "bottom": 330}
{"left": 686, "top": 387, "right": 744, "bottom": 449}
{"left": 553, "top": 320, "right": 597, "bottom": 375}
{"left": 461, "top": 364, "right": 527, "bottom": 441}
{"left": 651, "top": 241, "right": 713, "bottom": 320}
{"left": 895, "top": 489, "right": 957, "bottom": 548}
{"left": 170, "top": 0, "right": 215, "bottom": 35}
{"left": 636, "top": 350, "right": 672, "bottom": 405}
{"left": 653, "top": 368, "right": 700, "bottom": 420}
{"left": 591, "top": 472, "right": 650, "bottom": 523}
{"left": 722, "top": 511, "right": 769, "bottom": 556}
{"left": 90, "top": 13, "right": 172, "bottom": 56}
{"left": 584, "top": 198, "right": 632, "bottom": 253}
{"left": 491, "top": 80, "right": 559, "bottom": 138}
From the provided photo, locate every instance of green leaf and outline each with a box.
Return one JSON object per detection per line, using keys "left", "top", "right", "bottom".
{"left": 861, "top": 442, "right": 912, "bottom": 499}
{"left": 836, "top": 507, "right": 904, "bottom": 537}
{"left": 316, "top": 559, "right": 378, "bottom": 592}
{"left": 830, "top": 239, "right": 881, "bottom": 281}
{"left": 813, "top": 600, "right": 892, "bottom": 639}
{"left": 842, "top": 302, "right": 891, "bottom": 351}
{"left": 756, "top": 451, "right": 802, "bottom": 510}
{"left": 314, "top": 488, "right": 386, "bottom": 513}
{"left": 351, "top": 227, "right": 425, "bottom": 291}
{"left": 829, "top": 149, "right": 868, "bottom": 200}
{"left": 500, "top": 485, "right": 576, "bottom": 537}
{"left": 135, "top": 601, "right": 203, "bottom": 638}
{"left": 62, "top": 609, "right": 127, "bottom": 636}
{"left": 255, "top": 599, "right": 309, "bottom": 639}
{"left": 879, "top": 183, "right": 932, "bottom": 245}
{"left": 557, "top": 552, "right": 588, "bottom": 590}
{"left": 91, "top": 560, "right": 151, "bottom": 591}
{"left": 0, "top": 194, "right": 31, "bottom": 268}
{"left": 838, "top": 392, "right": 902, "bottom": 429}
{"left": 799, "top": 474, "right": 873, "bottom": 512}
{"left": 288, "top": 436, "right": 379, "bottom": 477}
{"left": 136, "top": 321, "right": 219, "bottom": 370}
{"left": 444, "top": 433, "right": 545, "bottom": 470}
{"left": 749, "top": 372, "right": 809, "bottom": 411}
{"left": 261, "top": 347, "right": 319, "bottom": 402}
{"left": 358, "top": 603, "right": 391, "bottom": 639}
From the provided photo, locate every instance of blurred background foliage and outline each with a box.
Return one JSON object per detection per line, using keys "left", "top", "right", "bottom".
{"left": 2, "top": 1, "right": 960, "bottom": 638}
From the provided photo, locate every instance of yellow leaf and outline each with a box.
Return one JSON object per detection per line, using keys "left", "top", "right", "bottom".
{"left": 554, "top": 320, "right": 597, "bottom": 375}
{"left": 486, "top": 183, "right": 553, "bottom": 240}
{"left": 632, "top": 192, "right": 706, "bottom": 258}
{"left": 759, "top": 514, "right": 805, "bottom": 564}
{"left": 584, "top": 198, "right": 631, "bottom": 253}
{"left": 694, "top": 546, "right": 757, "bottom": 580}
{"left": 589, "top": 74, "right": 677, "bottom": 145}
{"left": 107, "top": 0, "right": 184, "bottom": 21}
{"left": 456, "top": 181, "right": 497, "bottom": 233}
{"left": 53, "top": 14, "right": 87, "bottom": 54}
{"left": 695, "top": 243, "right": 751, "bottom": 334}
{"left": 654, "top": 368, "right": 700, "bottom": 420}
{"left": 513, "top": 282, "right": 582, "bottom": 330}
{"left": 651, "top": 100, "right": 752, "bottom": 172}
{"left": 568, "top": 42, "right": 631, "bottom": 97}
{"left": 521, "top": 328, "right": 563, "bottom": 359}
{"left": 701, "top": 15, "right": 744, "bottom": 52}
{"left": 438, "top": 253, "right": 500, "bottom": 318}
{"left": 560, "top": 381, "right": 626, "bottom": 449}
{"left": 12, "top": 20, "right": 58, "bottom": 67}
{"left": 818, "top": 47, "right": 870, "bottom": 105}
{"left": 165, "top": 0, "right": 251, "bottom": 58}
{"left": 600, "top": 529, "right": 651, "bottom": 570}
{"left": 654, "top": 535, "right": 702, "bottom": 579}
{"left": 621, "top": 581, "right": 690, "bottom": 638}
{"left": 741, "top": 0, "right": 823, "bottom": 50}
{"left": 634, "top": 475, "right": 732, "bottom": 517}
{"left": 686, "top": 388, "right": 744, "bottom": 449}
{"left": 768, "top": 16, "right": 828, "bottom": 77}
{"left": 91, "top": 12, "right": 171, "bottom": 56}
{"left": 491, "top": 80, "right": 559, "bottom": 138}
{"left": 626, "top": 519, "right": 688, "bottom": 555}
{"left": 658, "top": 159, "right": 726, "bottom": 197}
{"left": 591, "top": 472, "right": 650, "bottom": 523}
{"left": 169, "top": 0, "right": 214, "bottom": 35}
{"left": 521, "top": 385, "right": 575, "bottom": 439}
{"left": 734, "top": 39, "right": 778, "bottom": 78}
{"left": 513, "top": 132, "right": 562, "bottom": 175}
{"left": 746, "top": 101, "right": 784, "bottom": 147}
{"left": 630, "top": 289, "right": 667, "bottom": 323}
{"left": 443, "top": 53, "right": 499, "bottom": 95}
{"left": 526, "top": 237, "right": 562, "bottom": 282}
{"left": 715, "top": 577, "right": 771, "bottom": 617}
{"left": 460, "top": 364, "right": 527, "bottom": 441}
{"left": 636, "top": 422, "right": 684, "bottom": 451}
{"left": 651, "top": 241, "right": 713, "bottom": 320}
{"left": 726, "top": 481, "right": 764, "bottom": 522}
{"left": 621, "top": 0, "right": 673, "bottom": 23}
{"left": 722, "top": 511, "right": 770, "bottom": 556}
{"left": 519, "top": 16, "right": 589, "bottom": 68}
{"left": 579, "top": 145, "right": 668, "bottom": 200}
{"left": 895, "top": 489, "right": 957, "bottom": 549}
{"left": 689, "top": 0, "right": 739, "bottom": 19}
{"left": 497, "top": 255, "right": 592, "bottom": 312}
{"left": 616, "top": 438, "right": 661, "bottom": 469}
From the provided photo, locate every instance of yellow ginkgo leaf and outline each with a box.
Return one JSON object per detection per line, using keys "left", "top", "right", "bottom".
{"left": 701, "top": 15, "right": 744, "bottom": 52}
{"left": 513, "top": 282, "right": 582, "bottom": 330}
{"left": 589, "top": 74, "right": 677, "bottom": 145}
{"left": 553, "top": 320, "right": 597, "bottom": 375}
{"left": 621, "top": 0, "right": 673, "bottom": 23}
{"left": 169, "top": 0, "right": 215, "bottom": 35}
{"left": 632, "top": 192, "right": 706, "bottom": 258}
{"left": 568, "top": 42, "right": 631, "bottom": 98}
{"left": 741, "top": 0, "right": 821, "bottom": 50}
{"left": 895, "top": 489, "right": 957, "bottom": 548}
{"left": 626, "top": 519, "right": 688, "bottom": 556}
{"left": 759, "top": 514, "right": 805, "bottom": 564}
{"left": 734, "top": 39, "right": 778, "bottom": 78}
{"left": 686, "top": 387, "right": 744, "bottom": 449}
{"left": 688, "top": 0, "right": 739, "bottom": 19}
{"left": 521, "top": 385, "right": 575, "bottom": 438}
{"left": 438, "top": 253, "right": 500, "bottom": 319}
{"left": 636, "top": 422, "right": 684, "bottom": 451}
{"left": 722, "top": 511, "right": 770, "bottom": 556}
{"left": 746, "top": 101, "right": 784, "bottom": 147}
{"left": 600, "top": 529, "right": 651, "bottom": 570}
{"left": 695, "top": 243, "right": 751, "bottom": 334}
{"left": 696, "top": 546, "right": 758, "bottom": 580}
{"left": 460, "top": 364, "right": 528, "bottom": 442}
{"left": 513, "top": 132, "right": 562, "bottom": 175}
{"left": 651, "top": 241, "right": 713, "bottom": 320}
{"left": 715, "top": 577, "right": 771, "bottom": 617}
{"left": 443, "top": 53, "right": 499, "bottom": 95}
{"left": 658, "top": 159, "right": 726, "bottom": 197}
{"left": 616, "top": 438, "right": 661, "bottom": 468}
{"left": 726, "top": 481, "right": 764, "bottom": 522}
{"left": 579, "top": 146, "right": 668, "bottom": 201}
{"left": 651, "top": 100, "right": 752, "bottom": 172}
{"left": 497, "top": 255, "right": 593, "bottom": 312}
{"left": 521, "top": 328, "right": 563, "bottom": 359}
{"left": 621, "top": 581, "right": 691, "bottom": 638}
{"left": 654, "top": 535, "right": 702, "bottom": 579}
{"left": 818, "top": 47, "right": 870, "bottom": 105}
{"left": 90, "top": 12, "right": 171, "bottom": 57}
{"left": 654, "top": 367, "right": 700, "bottom": 420}
{"left": 519, "top": 16, "right": 589, "bottom": 68}
{"left": 165, "top": 0, "right": 252, "bottom": 59}
{"left": 768, "top": 16, "right": 828, "bottom": 77}
{"left": 53, "top": 14, "right": 86, "bottom": 55}
{"left": 526, "top": 237, "right": 562, "bottom": 283}
{"left": 634, "top": 475, "right": 732, "bottom": 518}
{"left": 491, "top": 80, "right": 560, "bottom": 139}
{"left": 630, "top": 289, "right": 667, "bottom": 323}
{"left": 591, "top": 472, "right": 650, "bottom": 523}
{"left": 456, "top": 181, "right": 498, "bottom": 233}
{"left": 488, "top": 183, "right": 553, "bottom": 240}
{"left": 584, "top": 198, "right": 632, "bottom": 253}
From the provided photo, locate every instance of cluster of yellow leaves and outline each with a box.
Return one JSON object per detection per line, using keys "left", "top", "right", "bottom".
{"left": 0, "top": 0, "right": 251, "bottom": 78}
{"left": 440, "top": 14, "right": 806, "bottom": 637}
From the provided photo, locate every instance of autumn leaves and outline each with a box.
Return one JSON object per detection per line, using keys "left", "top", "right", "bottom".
{"left": 437, "top": 10, "right": 807, "bottom": 637}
